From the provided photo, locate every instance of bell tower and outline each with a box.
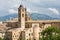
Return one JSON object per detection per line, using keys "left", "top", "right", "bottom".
{"left": 18, "top": 5, "right": 26, "bottom": 31}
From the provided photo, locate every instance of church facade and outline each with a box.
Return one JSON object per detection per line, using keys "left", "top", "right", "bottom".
{"left": 3, "top": 5, "right": 60, "bottom": 40}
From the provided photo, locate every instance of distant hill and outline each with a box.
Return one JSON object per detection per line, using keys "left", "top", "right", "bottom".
{"left": 0, "top": 14, "right": 18, "bottom": 21}
{"left": 0, "top": 13, "right": 60, "bottom": 21}
{"left": 30, "top": 13, "right": 53, "bottom": 20}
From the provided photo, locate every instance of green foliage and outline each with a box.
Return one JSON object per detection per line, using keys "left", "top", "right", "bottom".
{"left": 0, "top": 37, "right": 3, "bottom": 40}
{"left": 41, "top": 26, "right": 60, "bottom": 40}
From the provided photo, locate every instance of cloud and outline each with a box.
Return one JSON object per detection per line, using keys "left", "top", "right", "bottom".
{"left": 0, "top": 0, "right": 60, "bottom": 18}
{"left": 27, "top": 8, "right": 39, "bottom": 13}
{"left": 28, "top": 0, "right": 40, "bottom": 3}
{"left": 48, "top": 8, "right": 59, "bottom": 15}
{"left": 8, "top": 9, "right": 18, "bottom": 14}
{"left": 27, "top": 8, "right": 31, "bottom": 12}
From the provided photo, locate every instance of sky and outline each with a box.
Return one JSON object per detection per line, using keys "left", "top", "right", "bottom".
{"left": 0, "top": 0, "right": 60, "bottom": 18}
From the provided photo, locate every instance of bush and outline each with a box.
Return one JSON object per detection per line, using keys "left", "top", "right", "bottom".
{"left": 41, "top": 26, "right": 60, "bottom": 40}
{"left": 0, "top": 37, "right": 3, "bottom": 40}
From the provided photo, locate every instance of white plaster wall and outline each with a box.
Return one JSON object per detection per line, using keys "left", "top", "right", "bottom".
{"left": 32, "top": 23, "right": 40, "bottom": 40}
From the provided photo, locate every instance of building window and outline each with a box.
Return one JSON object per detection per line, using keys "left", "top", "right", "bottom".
{"left": 29, "top": 34, "right": 30, "bottom": 36}
{"left": 13, "top": 36, "right": 14, "bottom": 37}
{"left": 15, "top": 24, "right": 17, "bottom": 27}
{"left": 22, "top": 14, "right": 24, "bottom": 17}
{"left": 25, "top": 17, "right": 27, "bottom": 21}
{"left": 43, "top": 23, "right": 45, "bottom": 25}
{"left": 19, "top": 32, "right": 20, "bottom": 33}
{"left": 34, "top": 39, "right": 36, "bottom": 40}
{"left": 22, "top": 9, "right": 24, "bottom": 12}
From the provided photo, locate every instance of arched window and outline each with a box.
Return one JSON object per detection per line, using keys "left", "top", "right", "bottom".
{"left": 22, "top": 14, "right": 24, "bottom": 17}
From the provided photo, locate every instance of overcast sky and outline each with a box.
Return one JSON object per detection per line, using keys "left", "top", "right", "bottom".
{"left": 0, "top": 0, "right": 60, "bottom": 18}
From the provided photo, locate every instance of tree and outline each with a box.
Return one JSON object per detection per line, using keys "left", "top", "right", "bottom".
{"left": 0, "top": 37, "right": 3, "bottom": 40}
{"left": 41, "top": 26, "right": 60, "bottom": 40}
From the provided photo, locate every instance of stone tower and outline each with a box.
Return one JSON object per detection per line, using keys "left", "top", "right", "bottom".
{"left": 18, "top": 5, "right": 26, "bottom": 31}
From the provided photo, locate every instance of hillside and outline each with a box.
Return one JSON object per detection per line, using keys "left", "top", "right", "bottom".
{"left": 0, "top": 13, "right": 60, "bottom": 21}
